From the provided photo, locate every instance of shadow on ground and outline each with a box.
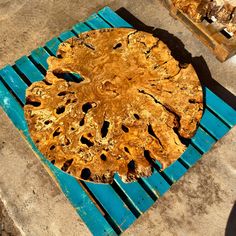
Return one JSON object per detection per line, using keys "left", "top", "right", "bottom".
{"left": 225, "top": 202, "right": 236, "bottom": 236}
{"left": 116, "top": 7, "right": 236, "bottom": 110}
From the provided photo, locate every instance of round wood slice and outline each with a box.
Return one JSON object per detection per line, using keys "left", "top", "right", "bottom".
{"left": 24, "top": 28, "right": 203, "bottom": 183}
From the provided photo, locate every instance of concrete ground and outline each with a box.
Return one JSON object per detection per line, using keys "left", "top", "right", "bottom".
{"left": 0, "top": 0, "right": 235, "bottom": 235}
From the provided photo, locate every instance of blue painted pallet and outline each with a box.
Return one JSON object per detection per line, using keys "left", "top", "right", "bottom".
{"left": 0, "top": 6, "right": 235, "bottom": 235}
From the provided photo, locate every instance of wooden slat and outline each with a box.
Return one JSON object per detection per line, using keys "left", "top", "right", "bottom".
{"left": 31, "top": 47, "right": 50, "bottom": 71}
{"left": 180, "top": 144, "right": 202, "bottom": 167}
{"left": 85, "top": 182, "right": 136, "bottom": 231}
{"left": 205, "top": 88, "right": 236, "bottom": 127}
{"left": 0, "top": 80, "right": 28, "bottom": 133}
{"left": 59, "top": 30, "right": 76, "bottom": 41}
{"left": 200, "top": 108, "right": 230, "bottom": 140}
{"left": 163, "top": 161, "right": 187, "bottom": 183}
{"left": 141, "top": 170, "right": 170, "bottom": 197}
{"left": 0, "top": 66, "right": 27, "bottom": 104}
{"left": 98, "top": 6, "right": 132, "bottom": 28}
{"left": 72, "top": 22, "right": 91, "bottom": 34}
{"left": 191, "top": 126, "right": 216, "bottom": 153}
{"left": 114, "top": 175, "right": 154, "bottom": 214}
{"left": 45, "top": 37, "right": 61, "bottom": 55}
{"left": 85, "top": 13, "right": 111, "bottom": 29}
{"left": 15, "top": 56, "right": 44, "bottom": 83}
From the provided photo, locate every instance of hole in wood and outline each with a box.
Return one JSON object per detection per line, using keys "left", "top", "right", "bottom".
{"left": 82, "top": 102, "right": 93, "bottom": 113}
{"left": 100, "top": 154, "right": 107, "bottom": 161}
{"left": 80, "top": 136, "right": 94, "bottom": 147}
{"left": 26, "top": 98, "right": 41, "bottom": 107}
{"left": 101, "top": 121, "right": 110, "bottom": 138}
{"left": 134, "top": 113, "right": 140, "bottom": 120}
{"left": 81, "top": 168, "right": 91, "bottom": 180}
{"left": 61, "top": 159, "right": 73, "bottom": 171}
{"left": 113, "top": 42, "right": 122, "bottom": 49}
{"left": 121, "top": 124, "right": 129, "bottom": 133}
{"left": 128, "top": 160, "right": 135, "bottom": 171}
{"left": 56, "top": 106, "right": 65, "bottom": 114}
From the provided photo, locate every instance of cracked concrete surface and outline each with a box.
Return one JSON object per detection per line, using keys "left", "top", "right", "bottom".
{"left": 0, "top": 0, "right": 236, "bottom": 235}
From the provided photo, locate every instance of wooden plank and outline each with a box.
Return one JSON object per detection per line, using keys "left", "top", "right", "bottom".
{"left": 200, "top": 108, "right": 230, "bottom": 140}
{"left": 141, "top": 170, "right": 170, "bottom": 197}
{"left": 179, "top": 144, "right": 202, "bottom": 167}
{"left": 15, "top": 56, "right": 44, "bottom": 83}
{"left": 163, "top": 160, "right": 187, "bottom": 183}
{"left": 114, "top": 175, "right": 154, "bottom": 214}
{"left": 85, "top": 182, "right": 136, "bottom": 231}
{"left": 59, "top": 30, "right": 76, "bottom": 41}
{"left": 98, "top": 6, "right": 132, "bottom": 28}
{"left": 72, "top": 22, "right": 91, "bottom": 35}
{"left": 45, "top": 37, "right": 61, "bottom": 55}
{"left": 0, "top": 80, "right": 28, "bottom": 133}
{"left": 0, "top": 66, "right": 27, "bottom": 104}
{"left": 191, "top": 126, "right": 216, "bottom": 153}
{"left": 31, "top": 47, "right": 50, "bottom": 71}
{"left": 205, "top": 88, "right": 236, "bottom": 127}
{"left": 85, "top": 13, "right": 111, "bottom": 29}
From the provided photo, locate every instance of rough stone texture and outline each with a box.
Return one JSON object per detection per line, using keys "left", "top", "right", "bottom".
{"left": 0, "top": 110, "right": 91, "bottom": 236}
{"left": 0, "top": 0, "right": 236, "bottom": 235}
{"left": 24, "top": 29, "right": 203, "bottom": 183}
{"left": 0, "top": 199, "right": 20, "bottom": 236}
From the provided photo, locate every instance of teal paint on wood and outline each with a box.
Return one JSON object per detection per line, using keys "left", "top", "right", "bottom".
{"left": 0, "top": 65, "right": 27, "bottom": 104}
{"left": 0, "top": 80, "right": 28, "bottom": 132}
{"left": 98, "top": 6, "right": 132, "bottom": 28}
{"left": 59, "top": 30, "right": 76, "bottom": 41}
{"left": 114, "top": 174, "right": 154, "bottom": 214}
{"left": 163, "top": 161, "right": 187, "bottom": 182}
{"left": 191, "top": 126, "right": 216, "bottom": 153}
{"left": 180, "top": 144, "right": 202, "bottom": 167}
{"left": 205, "top": 88, "right": 236, "bottom": 127}
{"left": 85, "top": 13, "right": 111, "bottom": 29}
{"left": 200, "top": 108, "right": 230, "bottom": 140}
{"left": 85, "top": 182, "right": 136, "bottom": 231}
{"left": 141, "top": 170, "right": 170, "bottom": 197}
{"left": 72, "top": 22, "right": 91, "bottom": 34}
{"left": 45, "top": 37, "right": 61, "bottom": 55}
{"left": 15, "top": 56, "right": 44, "bottom": 83}
{"left": 31, "top": 47, "right": 50, "bottom": 71}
